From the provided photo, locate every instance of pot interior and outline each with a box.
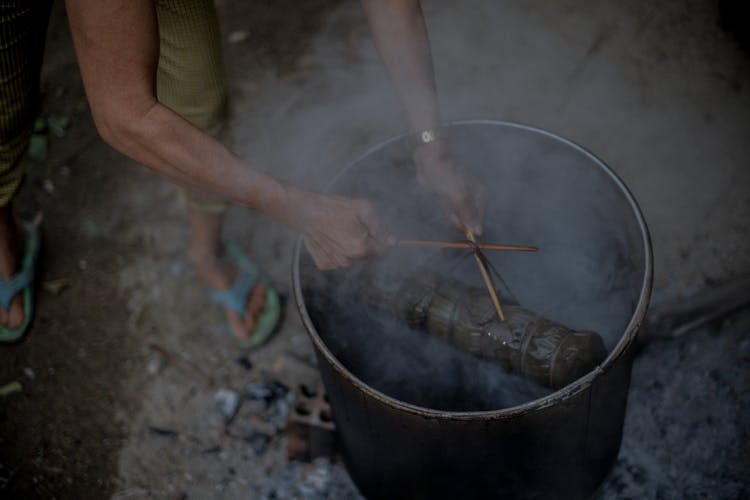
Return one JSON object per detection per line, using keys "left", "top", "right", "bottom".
{"left": 298, "top": 121, "right": 649, "bottom": 412}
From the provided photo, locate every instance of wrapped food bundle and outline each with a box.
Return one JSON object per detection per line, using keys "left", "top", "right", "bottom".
{"left": 365, "top": 271, "right": 608, "bottom": 389}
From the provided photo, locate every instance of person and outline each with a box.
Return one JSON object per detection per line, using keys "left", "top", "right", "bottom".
{"left": 0, "top": 0, "right": 485, "bottom": 345}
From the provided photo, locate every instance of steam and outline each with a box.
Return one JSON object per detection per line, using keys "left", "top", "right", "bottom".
{"left": 222, "top": 1, "right": 648, "bottom": 411}
{"left": 298, "top": 120, "right": 648, "bottom": 411}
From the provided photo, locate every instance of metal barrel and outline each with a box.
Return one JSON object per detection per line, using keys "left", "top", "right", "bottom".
{"left": 293, "top": 120, "right": 652, "bottom": 499}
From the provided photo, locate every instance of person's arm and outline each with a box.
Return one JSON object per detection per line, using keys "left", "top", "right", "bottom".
{"left": 64, "top": 0, "right": 388, "bottom": 269}
{"left": 361, "top": 0, "right": 486, "bottom": 234}
{"left": 360, "top": 0, "right": 439, "bottom": 133}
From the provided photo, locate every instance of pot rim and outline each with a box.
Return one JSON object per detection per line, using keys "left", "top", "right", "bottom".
{"left": 292, "top": 119, "right": 653, "bottom": 420}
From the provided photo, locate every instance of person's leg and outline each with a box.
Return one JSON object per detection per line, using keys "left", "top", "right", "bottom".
{"left": 0, "top": 2, "right": 53, "bottom": 329}
{"left": 155, "top": 0, "right": 266, "bottom": 340}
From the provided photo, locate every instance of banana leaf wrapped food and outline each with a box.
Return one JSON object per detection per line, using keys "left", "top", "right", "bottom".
{"left": 364, "top": 270, "right": 608, "bottom": 389}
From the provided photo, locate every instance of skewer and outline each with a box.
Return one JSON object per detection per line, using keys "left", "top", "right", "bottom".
{"left": 397, "top": 239, "right": 538, "bottom": 253}
{"left": 464, "top": 229, "right": 506, "bottom": 322}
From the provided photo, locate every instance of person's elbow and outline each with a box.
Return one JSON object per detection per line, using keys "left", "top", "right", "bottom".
{"left": 89, "top": 96, "right": 159, "bottom": 155}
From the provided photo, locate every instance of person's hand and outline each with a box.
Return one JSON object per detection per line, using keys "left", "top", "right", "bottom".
{"left": 290, "top": 190, "right": 392, "bottom": 270}
{"left": 413, "top": 143, "right": 487, "bottom": 235}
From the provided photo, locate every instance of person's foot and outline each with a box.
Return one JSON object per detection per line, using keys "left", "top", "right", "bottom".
{"left": 189, "top": 249, "right": 267, "bottom": 341}
{"left": 0, "top": 208, "right": 24, "bottom": 329}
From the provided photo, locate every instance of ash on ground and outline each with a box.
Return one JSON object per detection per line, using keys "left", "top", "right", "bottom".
{"left": 598, "top": 309, "right": 750, "bottom": 500}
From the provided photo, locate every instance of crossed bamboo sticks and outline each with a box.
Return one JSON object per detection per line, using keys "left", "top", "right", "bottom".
{"left": 396, "top": 234, "right": 539, "bottom": 322}
{"left": 397, "top": 239, "right": 538, "bottom": 253}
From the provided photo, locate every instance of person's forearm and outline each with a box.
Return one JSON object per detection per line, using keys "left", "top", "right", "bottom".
{"left": 96, "top": 98, "right": 292, "bottom": 221}
{"left": 64, "top": 0, "right": 391, "bottom": 270}
{"left": 361, "top": 0, "right": 441, "bottom": 133}
{"left": 65, "top": 0, "right": 300, "bottom": 227}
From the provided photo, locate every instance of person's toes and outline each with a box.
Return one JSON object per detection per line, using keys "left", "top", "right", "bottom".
{"left": 226, "top": 309, "right": 249, "bottom": 341}
{"left": 7, "top": 295, "right": 24, "bottom": 328}
{"left": 243, "top": 283, "right": 267, "bottom": 331}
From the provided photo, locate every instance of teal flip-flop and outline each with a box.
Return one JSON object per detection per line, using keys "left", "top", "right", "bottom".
{"left": 0, "top": 223, "right": 41, "bottom": 343}
{"left": 207, "top": 239, "right": 282, "bottom": 349}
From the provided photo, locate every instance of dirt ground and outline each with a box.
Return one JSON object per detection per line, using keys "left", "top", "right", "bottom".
{"left": 1, "top": 0, "right": 748, "bottom": 499}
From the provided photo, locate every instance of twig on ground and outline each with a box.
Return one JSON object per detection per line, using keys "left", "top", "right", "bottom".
{"left": 148, "top": 343, "right": 215, "bottom": 387}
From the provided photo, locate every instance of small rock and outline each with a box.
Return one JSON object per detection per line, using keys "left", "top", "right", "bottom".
{"left": 42, "top": 278, "right": 70, "bottom": 295}
{"left": 146, "top": 357, "right": 163, "bottom": 376}
{"left": 228, "top": 30, "right": 249, "bottom": 44}
{"left": 310, "top": 459, "right": 332, "bottom": 484}
{"left": 245, "top": 431, "right": 271, "bottom": 455}
{"left": 78, "top": 259, "right": 88, "bottom": 270}
{"left": 246, "top": 380, "right": 289, "bottom": 405}
{"left": 47, "top": 115, "right": 70, "bottom": 137}
{"left": 268, "top": 395, "right": 292, "bottom": 430}
{"left": 215, "top": 388, "right": 241, "bottom": 421}
{"left": 23, "top": 367, "right": 35, "bottom": 380}
{"left": 43, "top": 179, "right": 55, "bottom": 194}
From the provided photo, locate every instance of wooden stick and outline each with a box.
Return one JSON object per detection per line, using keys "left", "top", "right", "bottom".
{"left": 397, "top": 239, "right": 538, "bottom": 252}
{"left": 464, "top": 229, "right": 505, "bottom": 321}
{"left": 149, "top": 343, "right": 215, "bottom": 387}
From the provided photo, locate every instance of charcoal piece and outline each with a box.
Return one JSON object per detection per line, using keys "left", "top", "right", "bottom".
{"left": 268, "top": 396, "right": 291, "bottom": 431}
{"left": 246, "top": 380, "right": 289, "bottom": 405}
{"left": 245, "top": 431, "right": 271, "bottom": 455}
{"left": 236, "top": 357, "right": 253, "bottom": 371}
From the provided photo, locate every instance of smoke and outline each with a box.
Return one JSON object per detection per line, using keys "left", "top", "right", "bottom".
{"left": 223, "top": 2, "right": 402, "bottom": 189}
{"left": 220, "top": 1, "right": 649, "bottom": 411}
{"left": 302, "top": 256, "right": 551, "bottom": 411}
{"left": 297, "top": 120, "right": 648, "bottom": 411}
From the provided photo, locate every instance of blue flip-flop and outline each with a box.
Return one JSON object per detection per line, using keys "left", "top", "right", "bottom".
{"left": 207, "top": 239, "right": 281, "bottom": 349}
{"left": 0, "top": 223, "right": 41, "bottom": 343}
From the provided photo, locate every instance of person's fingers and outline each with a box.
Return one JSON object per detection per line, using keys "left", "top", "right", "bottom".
{"left": 302, "top": 195, "right": 391, "bottom": 270}
{"left": 305, "top": 235, "right": 354, "bottom": 270}
{"left": 348, "top": 198, "right": 388, "bottom": 256}
{"left": 304, "top": 237, "right": 335, "bottom": 270}
{"left": 359, "top": 215, "right": 390, "bottom": 256}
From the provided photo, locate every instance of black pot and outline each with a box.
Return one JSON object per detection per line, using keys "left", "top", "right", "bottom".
{"left": 293, "top": 120, "right": 652, "bottom": 499}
